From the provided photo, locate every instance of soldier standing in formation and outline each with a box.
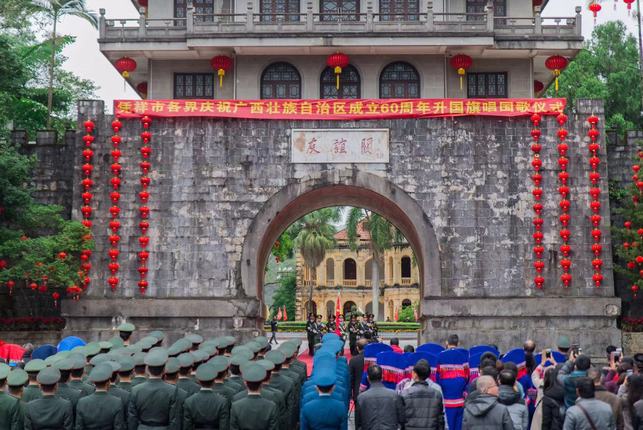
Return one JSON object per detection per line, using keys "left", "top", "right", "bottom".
{"left": 0, "top": 363, "right": 22, "bottom": 430}
{"left": 24, "top": 367, "right": 73, "bottom": 430}
{"left": 306, "top": 313, "right": 320, "bottom": 356}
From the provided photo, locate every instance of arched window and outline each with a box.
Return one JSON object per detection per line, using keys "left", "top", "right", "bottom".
{"left": 261, "top": 62, "right": 301, "bottom": 99}
{"left": 320, "top": 65, "right": 360, "bottom": 99}
{"left": 304, "top": 301, "right": 317, "bottom": 316}
{"left": 343, "top": 258, "right": 357, "bottom": 280}
{"left": 379, "top": 0, "right": 419, "bottom": 21}
{"left": 379, "top": 62, "right": 420, "bottom": 99}
{"left": 365, "top": 259, "right": 372, "bottom": 281}
{"left": 401, "top": 256, "right": 411, "bottom": 278}
{"left": 402, "top": 298, "right": 412, "bottom": 308}
{"left": 320, "top": 0, "right": 359, "bottom": 21}
{"left": 343, "top": 301, "right": 357, "bottom": 316}
{"left": 326, "top": 301, "right": 335, "bottom": 318}
{"left": 260, "top": 0, "right": 300, "bottom": 22}
{"left": 326, "top": 258, "right": 335, "bottom": 284}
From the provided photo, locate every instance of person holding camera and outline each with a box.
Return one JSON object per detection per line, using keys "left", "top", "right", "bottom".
{"left": 557, "top": 348, "right": 591, "bottom": 408}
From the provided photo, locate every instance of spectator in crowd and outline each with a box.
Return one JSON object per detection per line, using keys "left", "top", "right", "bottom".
{"left": 623, "top": 374, "right": 643, "bottom": 430}
{"left": 524, "top": 340, "right": 536, "bottom": 375}
{"left": 350, "top": 339, "right": 367, "bottom": 426}
{"left": 462, "top": 375, "right": 512, "bottom": 430}
{"left": 588, "top": 367, "right": 624, "bottom": 430}
{"left": 558, "top": 353, "right": 592, "bottom": 408}
{"left": 400, "top": 359, "right": 445, "bottom": 430}
{"left": 269, "top": 316, "right": 278, "bottom": 345}
{"left": 540, "top": 366, "right": 565, "bottom": 430}
{"left": 21, "top": 343, "right": 34, "bottom": 364}
{"left": 446, "top": 334, "right": 459, "bottom": 350}
{"left": 497, "top": 370, "right": 528, "bottom": 430}
{"left": 404, "top": 345, "right": 415, "bottom": 353}
{"left": 555, "top": 336, "right": 571, "bottom": 358}
{"left": 390, "top": 338, "right": 403, "bottom": 354}
{"left": 562, "top": 377, "right": 615, "bottom": 430}
{"left": 357, "top": 364, "right": 404, "bottom": 430}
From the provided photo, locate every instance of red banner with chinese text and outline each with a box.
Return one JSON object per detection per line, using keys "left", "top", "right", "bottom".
{"left": 114, "top": 98, "right": 566, "bottom": 120}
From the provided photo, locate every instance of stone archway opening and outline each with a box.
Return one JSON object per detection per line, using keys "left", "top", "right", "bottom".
{"left": 241, "top": 170, "right": 441, "bottom": 323}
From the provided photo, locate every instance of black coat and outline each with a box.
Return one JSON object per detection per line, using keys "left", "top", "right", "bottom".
{"left": 349, "top": 353, "right": 364, "bottom": 402}
{"left": 541, "top": 385, "right": 565, "bottom": 430}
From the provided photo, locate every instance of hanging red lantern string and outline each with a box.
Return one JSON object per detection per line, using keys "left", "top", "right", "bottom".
{"left": 556, "top": 112, "right": 572, "bottom": 287}
{"left": 210, "top": 56, "right": 233, "bottom": 88}
{"left": 545, "top": 55, "right": 568, "bottom": 94}
{"left": 624, "top": 0, "right": 635, "bottom": 13}
{"left": 138, "top": 115, "right": 153, "bottom": 295}
{"left": 588, "top": 1, "right": 601, "bottom": 23}
{"left": 326, "top": 52, "right": 350, "bottom": 91}
{"left": 108, "top": 119, "right": 124, "bottom": 292}
{"left": 449, "top": 54, "right": 473, "bottom": 92}
{"left": 79, "top": 119, "right": 95, "bottom": 295}
{"left": 587, "top": 114, "right": 603, "bottom": 287}
{"left": 625, "top": 149, "right": 642, "bottom": 297}
{"left": 530, "top": 113, "right": 545, "bottom": 289}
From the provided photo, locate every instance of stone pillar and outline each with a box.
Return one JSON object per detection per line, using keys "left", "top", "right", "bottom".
{"left": 99, "top": 9, "right": 106, "bottom": 38}
{"left": 534, "top": 6, "right": 542, "bottom": 34}
{"left": 138, "top": 7, "right": 146, "bottom": 37}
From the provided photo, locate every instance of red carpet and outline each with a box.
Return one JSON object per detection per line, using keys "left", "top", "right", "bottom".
{"left": 298, "top": 348, "right": 353, "bottom": 376}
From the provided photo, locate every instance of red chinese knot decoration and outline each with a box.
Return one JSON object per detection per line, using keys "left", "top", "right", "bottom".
{"left": 450, "top": 54, "right": 473, "bottom": 91}
{"left": 211, "top": 55, "right": 233, "bottom": 88}
{"left": 326, "top": 52, "right": 350, "bottom": 90}
{"left": 530, "top": 113, "right": 545, "bottom": 289}
{"left": 545, "top": 56, "right": 568, "bottom": 93}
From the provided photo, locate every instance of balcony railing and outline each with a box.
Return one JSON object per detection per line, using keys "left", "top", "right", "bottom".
{"left": 401, "top": 278, "right": 412, "bottom": 285}
{"left": 99, "top": 5, "right": 581, "bottom": 40}
{"left": 344, "top": 279, "right": 357, "bottom": 286}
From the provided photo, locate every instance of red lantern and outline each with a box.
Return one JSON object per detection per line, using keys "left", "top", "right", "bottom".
{"left": 108, "top": 249, "right": 120, "bottom": 261}
{"left": 81, "top": 249, "right": 92, "bottom": 259}
{"left": 533, "top": 245, "right": 545, "bottom": 258}
{"left": 633, "top": 165, "right": 640, "bottom": 173}
{"left": 531, "top": 143, "right": 542, "bottom": 153}
{"left": 561, "top": 273, "right": 572, "bottom": 287}
{"left": 6, "top": 280, "right": 15, "bottom": 295}
{"left": 57, "top": 252, "right": 67, "bottom": 260}
{"left": 589, "top": 143, "right": 600, "bottom": 155}
{"left": 81, "top": 205, "right": 92, "bottom": 218}
{"left": 588, "top": 128, "right": 600, "bottom": 141}
{"left": 534, "top": 276, "right": 545, "bottom": 289}
{"left": 211, "top": 55, "right": 234, "bottom": 88}
{"left": 589, "top": 2, "right": 601, "bottom": 22}
{"left": 593, "top": 272, "right": 603, "bottom": 287}
{"left": 592, "top": 229, "right": 602, "bottom": 241}
{"left": 109, "top": 220, "right": 121, "bottom": 232}
{"left": 559, "top": 213, "right": 570, "bottom": 226}
{"left": 559, "top": 200, "right": 571, "bottom": 212}
{"left": 533, "top": 203, "right": 543, "bottom": 214}
{"left": 141, "top": 146, "right": 152, "bottom": 158}
{"left": 108, "top": 276, "right": 119, "bottom": 291}
{"left": 632, "top": 284, "right": 640, "bottom": 296}
{"left": 624, "top": 0, "right": 635, "bottom": 12}
{"left": 139, "top": 191, "right": 150, "bottom": 202}
{"left": 533, "top": 231, "right": 544, "bottom": 243}
{"left": 81, "top": 262, "right": 92, "bottom": 272}
{"left": 139, "top": 236, "right": 150, "bottom": 248}
{"left": 140, "top": 161, "right": 151, "bottom": 174}
{"left": 530, "top": 113, "right": 541, "bottom": 126}
{"left": 628, "top": 261, "right": 636, "bottom": 270}
{"left": 141, "top": 115, "right": 152, "bottom": 128}
{"left": 532, "top": 188, "right": 543, "bottom": 200}
{"left": 559, "top": 171, "right": 569, "bottom": 184}
{"left": 588, "top": 115, "right": 600, "bottom": 126}
{"left": 558, "top": 185, "right": 570, "bottom": 197}
{"left": 139, "top": 206, "right": 150, "bottom": 219}
{"left": 560, "top": 229, "right": 571, "bottom": 241}
{"left": 38, "top": 284, "right": 47, "bottom": 293}
{"left": 111, "top": 149, "right": 122, "bottom": 161}
{"left": 637, "top": 255, "right": 643, "bottom": 264}
{"left": 531, "top": 129, "right": 541, "bottom": 140}
{"left": 82, "top": 148, "right": 94, "bottom": 161}
{"left": 533, "top": 217, "right": 544, "bottom": 228}
{"left": 449, "top": 54, "right": 473, "bottom": 91}
{"left": 531, "top": 157, "right": 542, "bottom": 171}
{"left": 592, "top": 258, "right": 603, "bottom": 271}
{"left": 589, "top": 172, "right": 601, "bottom": 185}
{"left": 111, "top": 163, "right": 122, "bottom": 175}
{"left": 558, "top": 157, "right": 569, "bottom": 170}
{"left": 109, "top": 235, "right": 121, "bottom": 246}
{"left": 112, "top": 120, "right": 122, "bottom": 132}
{"left": 534, "top": 80, "right": 544, "bottom": 94}
{"left": 138, "top": 280, "right": 148, "bottom": 292}
{"left": 545, "top": 55, "right": 568, "bottom": 93}
{"left": 138, "top": 266, "right": 149, "bottom": 276}
{"left": 557, "top": 113, "right": 568, "bottom": 125}
{"left": 111, "top": 177, "right": 121, "bottom": 189}
{"left": 110, "top": 206, "right": 121, "bottom": 218}
{"left": 557, "top": 143, "right": 568, "bottom": 156}
{"left": 589, "top": 156, "right": 601, "bottom": 170}
{"left": 81, "top": 192, "right": 93, "bottom": 203}
{"left": 82, "top": 178, "right": 94, "bottom": 190}
{"left": 591, "top": 214, "right": 602, "bottom": 227}
{"left": 82, "top": 134, "right": 94, "bottom": 145}
{"left": 108, "top": 262, "right": 120, "bottom": 274}
{"left": 111, "top": 135, "right": 122, "bottom": 145}
{"left": 82, "top": 163, "right": 93, "bottom": 176}
{"left": 115, "top": 57, "right": 137, "bottom": 78}
{"left": 140, "top": 176, "right": 151, "bottom": 188}
{"left": 52, "top": 292, "right": 60, "bottom": 305}
{"left": 560, "top": 244, "right": 571, "bottom": 256}
{"left": 138, "top": 250, "right": 150, "bottom": 261}
{"left": 30, "top": 282, "right": 38, "bottom": 291}
{"left": 141, "top": 131, "right": 151, "bottom": 143}
{"left": 110, "top": 191, "right": 121, "bottom": 203}
{"left": 561, "top": 259, "right": 572, "bottom": 271}
{"left": 558, "top": 129, "right": 569, "bottom": 140}
{"left": 590, "top": 200, "right": 601, "bottom": 213}
{"left": 589, "top": 188, "right": 601, "bottom": 200}
{"left": 136, "top": 81, "right": 148, "bottom": 96}
{"left": 534, "top": 260, "right": 545, "bottom": 273}
{"left": 139, "top": 220, "right": 150, "bottom": 233}
{"left": 83, "top": 120, "right": 95, "bottom": 133}
{"left": 531, "top": 173, "right": 542, "bottom": 186}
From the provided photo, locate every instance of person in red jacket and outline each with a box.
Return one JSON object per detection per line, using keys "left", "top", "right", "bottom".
{"left": 390, "top": 338, "right": 403, "bottom": 354}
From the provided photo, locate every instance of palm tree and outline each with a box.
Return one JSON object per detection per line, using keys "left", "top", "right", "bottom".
{"left": 346, "top": 208, "right": 398, "bottom": 321}
{"left": 32, "top": 0, "right": 97, "bottom": 127}
{"left": 293, "top": 208, "right": 340, "bottom": 315}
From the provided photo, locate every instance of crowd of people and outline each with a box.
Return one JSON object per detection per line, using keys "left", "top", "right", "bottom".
{"left": 305, "top": 313, "right": 379, "bottom": 357}
{"left": 1, "top": 324, "right": 642, "bottom": 430}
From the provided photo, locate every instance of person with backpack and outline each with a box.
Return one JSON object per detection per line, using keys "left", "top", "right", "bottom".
{"left": 541, "top": 367, "right": 566, "bottom": 430}
{"left": 562, "top": 377, "right": 615, "bottom": 430}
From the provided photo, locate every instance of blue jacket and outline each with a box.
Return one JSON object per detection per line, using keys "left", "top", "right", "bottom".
{"left": 557, "top": 361, "right": 587, "bottom": 408}
{"left": 300, "top": 395, "right": 347, "bottom": 430}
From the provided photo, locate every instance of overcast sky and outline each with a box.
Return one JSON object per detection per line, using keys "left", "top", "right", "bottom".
{"left": 58, "top": 1, "right": 636, "bottom": 111}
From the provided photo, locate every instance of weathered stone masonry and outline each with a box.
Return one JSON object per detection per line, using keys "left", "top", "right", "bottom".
{"left": 21, "top": 99, "right": 623, "bottom": 355}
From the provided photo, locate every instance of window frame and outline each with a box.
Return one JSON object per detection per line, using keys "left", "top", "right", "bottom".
{"left": 173, "top": 72, "right": 215, "bottom": 99}
{"left": 466, "top": 72, "right": 508, "bottom": 99}
{"left": 379, "top": 61, "right": 421, "bottom": 99}
{"left": 260, "top": 62, "right": 302, "bottom": 100}
{"left": 465, "top": 0, "right": 506, "bottom": 21}
{"left": 260, "top": 0, "right": 300, "bottom": 22}
{"left": 320, "top": 0, "right": 361, "bottom": 22}
{"left": 379, "top": 0, "right": 419, "bottom": 21}
{"left": 320, "top": 65, "right": 361, "bottom": 99}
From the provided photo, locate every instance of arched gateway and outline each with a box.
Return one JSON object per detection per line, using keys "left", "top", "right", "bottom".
{"left": 58, "top": 100, "right": 621, "bottom": 356}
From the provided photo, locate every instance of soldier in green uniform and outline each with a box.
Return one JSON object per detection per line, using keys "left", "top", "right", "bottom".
{"left": 131, "top": 352, "right": 148, "bottom": 387}
{"left": 183, "top": 363, "right": 229, "bottom": 430}
{"left": 149, "top": 331, "right": 165, "bottom": 348}
{"left": 75, "top": 363, "right": 125, "bottom": 429}
{"left": 68, "top": 357, "right": 95, "bottom": 396}
{"left": 0, "top": 363, "right": 23, "bottom": 429}
{"left": 230, "top": 364, "right": 278, "bottom": 430}
{"left": 53, "top": 359, "right": 82, "bottom": 414}
{"left": 287, "top": 339, "right": 308, "bottom": 378}
{"left": 233, "top": 360, "right": 288, "bottom": 430}
{"left": 116, "top": 356, "right": 135, "bottom": 392}
{"left": 23, "top": 359, "right": 45, "bottom": 402}
{"left": 177, "top": 353, "right": 201, "bottom": 397}
{"left": 264, "top": 350, "right": 296, "bottom": 429}
{"left": 128, "top": 348, "right": 179, "bottom": 429}
{"left": 105, "top": 360, "right": 130, "bottom": 420}
{"left": 277, "top": 343, "right": 302, "bottom": 427}
{"left": 163, "top": 357, "right": 189, "bottom": 429}
{"left": 7, "top": 368, "right": 28, "bottom": 400}
{"left": 24, "top": 367, "right": 73, "bottom": 430}
{"left": 117, "top": 322, "right": 136, "bottom": 346}
{"left": 186, "top": 334, "right": 203, "bottom": 352}
{"left": 209, "top": 356, "right": 236, "bottom": 403}
{"left": 227, "top": 354, "right": 250, "bottom": 394}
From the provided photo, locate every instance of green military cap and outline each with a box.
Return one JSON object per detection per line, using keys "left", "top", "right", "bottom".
{"left": 178, "top": 353, "right": 194, "bottom": 369}
{"left": 186, "top": 334, "right": 204, "bottom": 345}
{"left": 241, "top": 364, "right": 266, "bottom": 383}
{"left": 254, "top": 336, "right": 269, "bottom": 349}
{"left": 24, "top": 359, "right": 46, "bottom": 373}
{"left": 105, "top": 360, "right": 121, "bottom": 373}
{"left": 167, "top": 343, "right": 184, "bottom": 357}
{"left": 557, "top": 335, "right": 571, "bottom": 349}
{"left": 99, "top": 341, "right": 113, "bottom": 351}
{"left": 117, "top": 322, "right": 135, "bottom": 333}
{"left": 7, "top": 368, "right": 28, "bottom": 387}
{"left": 256, "top": 359, "right": 275, "bottom": 372}
{"left": 133, "top": 352, "right": 146, "bottom": 366}
{"left": 230, "top": 354, "right": 251, "bottom": 367}
{"left": 165, "top": 357, "right": 180, "bottom": 374}
{"left": 192, "top": 350, "right": 209, "bottom": 363}
{"left": 279, "top": 343, "right": 297, "bottom": 358}
{"left": 208, "top": 355, "right": 229, "bottom": 370}
{"left": 0, "top": 363, "right": 10, "bottom": 379}
{"left": 123, "top": 345, "right": 141, "bottom": 354}
{"left": 144, "top": 349, "right": 168, "bottom": 367}
{"left": 108, "top": 336, "right": 125, "bottom": 349}
{"left": 208, "top": 359, "right": 228, "bottom": 375}
{"left": 195, "top": 363, "right": 217, "bottom": 382}
{"left": 244, "top": 341, "right": 262, "bottom": 354}
{"left": 289, "top": 339, "right": 302, "bottom": 347}
{"left": 118, "top": 356, "right": 135, "bottom": 372}
{"left": 201, "top": 339, "right": 220, "bottom": 348}
{"left": 89, "top": 353, "right": 109, "bottom": 366}
{"left": 264, "top": 350, "right": 286, "bottom": 365}
{"left": 54, "top": 359, "right": 74, "bottom": 371}
{"left": 44, "top": 354, "right": 64, "bottom": 365}
{"left": 68, "top": 352, "right": 86, "bottom": 362}
{"left": 231, "top": 345, "right": 251, "bottom": 356}
{"left": 200, "top": 344, "right": 217, "bottom": 357}
{"left": 138, "top": 336, "right": 158, "bottom": 350}
{"left": 218, "top": 336, "right": 236, "bottom": 349}
{"left": 88, "top": 363, "right": 113, "bottom": 383}
{"left": 37, "top": 367, "right": 61, "bottom": 385}
{"left": 71, "top": 345, "right": 87, "bottom": 355}
{"left": 149, "top": 331, "right": 165, "bottom": 341}
{"left": 71, "top": 357, "right": 86, "bottom": 370}
{"left": 85, "top": 342, "right": 101, "bottom": 357}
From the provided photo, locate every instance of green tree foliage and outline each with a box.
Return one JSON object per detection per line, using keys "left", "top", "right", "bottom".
{"left": 397, "top": 304, "right": 416, "bottom": 322}
{"left": 0, "top": 142, "right": 92, "bottom": 299}
{"left": 271, "top": 272, "right": 296, "bottom": 321}
{"left": 550, "top": 21, "right": 641, "bottom": 135}
{"left": 612, "top": 144, "right": 643, "bottom": 298}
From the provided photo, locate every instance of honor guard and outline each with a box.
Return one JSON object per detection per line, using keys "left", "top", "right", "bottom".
{"left": 177, "top": 353, "right": 201, "bottom": 397}
{"left": 183, "top": 363, "right": 230, "bottom": 430}
{"left": 24, "top": 367, "right": 73, "bottom": 430}
{"left": 230, "top": 364, "right": 278, "bottom": 430}
{"left": 22, "top": 359, "right": 45, "bottom": 402}
{"left": 75, "top": 364, "right": 125, "bottom": 429}
{"left": 0, "top": 363, "right": 23, "bottom": 430}
{"left": 117, "top": 322, "right": 136, "bottom": 346}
